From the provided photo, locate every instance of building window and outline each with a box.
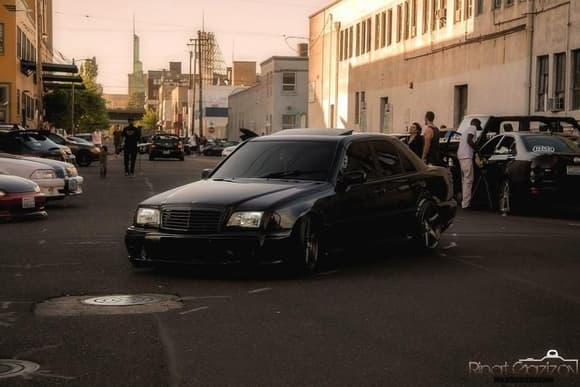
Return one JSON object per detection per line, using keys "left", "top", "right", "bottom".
{"left": 439, "top": 0, "right": 448, "bottom": 28}
{"left": 282, "top": 72, "right": 296, "bottom": 92}
{"left": 381, "top": 11, "right": 387, "bottom": 47}
{"left": 366, "top": 18, "right": 372, "bottom": 53}
{"left": 572, "top": 49, "right": 580, "bottom": 110}
{"left": 404, "top": 2, "right": 410, "bottom": 40}
{"left": 387, "top": 9, "right": 393, "bottom": 45}
{"left": 356, "top": 23, "right": 360, "bottom": 56}
{"left": 431, "top": 0, "right": 438, "bottom": 30}
{"left": 361, "top": 20, "right": 366, "bottom": 54}
{"left": 536, "top": 55, "right": 549, "bottom": 112}
{"left": 553, "top": 53, "right": 566, "bottom": 104}
{"left": 0, "top": 84, "right": 8, "bottom": 123}
{"left": 282, "top": 114, "right": 296, "bottom": 129}
{"left": 466, "top": 0, "right": 474, "bottom": 18}
{"left": 493, "top": 0, "right": 502, "bottom": 9}
{"left": 355, "top": 91, "right": 360, "bottom": 124}
{"left": 505, "top": 0, "right": 514, "bottom": 7}
{"left": 454, "top": 0, "right": 462, "bottom": 23}
{"left": 396, "top": 4, "right": 402, "bottom": 42}
{"left": 476, "top": 0, "right": 484, "bottom": 15}
{"left": 423, "top": 0, "right": 430, "bottom": 33}
{"left": 375, "top": 14, "right": 381, "bottom": 50}
{"left": 17, "top": 27, "right": 22, "bottom": 58}
{"left": 339, "top": 30, "right": 344, "bottom": 60}
{"left": 411, "top": 0, "right": 417, "bottom": 37}
{"left": 349, "top": 27, "right": 354, "bottom": 57}
{"left": 0, "top": 23, "right": 4, "bottom": 55}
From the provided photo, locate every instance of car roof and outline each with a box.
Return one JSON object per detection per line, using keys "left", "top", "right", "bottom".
{"left": 270, "top": 128, "right": 353, "bottom": 136}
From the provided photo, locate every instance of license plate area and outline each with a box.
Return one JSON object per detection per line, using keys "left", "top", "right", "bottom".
{"left": 566, "top": 165, "right": 580, "bottom": 175}
{"left": 22, "top": 197, "right": 35, "bottom": 209}
{"left": 163, "top": 150, "right": 170, "bottom": 155}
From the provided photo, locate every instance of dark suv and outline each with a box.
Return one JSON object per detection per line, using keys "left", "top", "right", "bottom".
{"left": 149, "top": 134, "right": 184, "bottom": 161}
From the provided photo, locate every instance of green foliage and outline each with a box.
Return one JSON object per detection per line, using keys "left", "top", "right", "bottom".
{"left": 44, "top": 57, "right": 109, "bottom": 133}
{"left": 138, "top": 109, "right": 158, "bottom": 131}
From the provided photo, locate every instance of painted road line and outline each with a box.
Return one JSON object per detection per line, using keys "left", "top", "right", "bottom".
{"left": 180, "top": 296, "right": 231, "bottom": 301}
{"left": 179, "top": 306, "right": 209, "bottom": 315}
{"left": 247, "top": 288, "right": 272, "bottom": 294}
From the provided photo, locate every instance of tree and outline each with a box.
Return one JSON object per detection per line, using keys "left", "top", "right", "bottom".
{"left": 44, "top": 57, "right": 109, "bottom": 133}
{"left": 138, "top": 109, "right": 158, "bottom": 132}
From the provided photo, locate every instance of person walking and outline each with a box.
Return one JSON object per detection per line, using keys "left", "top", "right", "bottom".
{"left": 120, "top": 118, "right": 141, "bottom": 177}
{"left": 99, "top": 145, "right": 108, "bottom": 178}
{"left": 113, "top": 126, "right": 122, "bottom": 155}
{"left": 91, "top": 129, "right": 103, "bottom": 149}
{"left": 421, "top": 111, "right": 441, "bottom": 166}
{"left": 457, "top": 118, "right": 479, "bottom": 209}
{"left": 405, "top": 122, "right": 424, "bottom": 158}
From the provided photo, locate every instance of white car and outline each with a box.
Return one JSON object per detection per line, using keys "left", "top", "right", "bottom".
{"left": 221, "top": 144, "right": 239, "bottom": 157}
{"left": 0, "top": 156, "right": 83, "bottom": 199}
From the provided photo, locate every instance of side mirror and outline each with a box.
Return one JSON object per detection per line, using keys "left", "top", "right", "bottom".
{"left": 337, "top": 170, "right": 367, "bottom": 191}
{"left": 201, "top": 168, "right": 213, "bottom": 179}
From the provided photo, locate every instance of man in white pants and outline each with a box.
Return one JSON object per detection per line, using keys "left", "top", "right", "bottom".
{"left": 457, "top": 119, "right": 479, "bottom": 209}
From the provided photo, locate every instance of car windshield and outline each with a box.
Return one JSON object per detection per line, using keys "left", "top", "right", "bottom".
{"left": 212, "top": 140, "right": 338, "bottom": 181}
{"left": 523, "top": 135, "right": 580, "bottom": 153}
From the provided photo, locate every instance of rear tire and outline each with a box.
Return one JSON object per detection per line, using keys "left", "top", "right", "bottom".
{"left": 498, "top": 179, "right": 513, "bottom": 215}
{"left": 412, "top": 199, "right": 441, "bottom": 251}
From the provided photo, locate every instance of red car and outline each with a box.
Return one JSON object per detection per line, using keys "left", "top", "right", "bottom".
{"left": 0, "top": 174, "right": 47, "bottom": 221}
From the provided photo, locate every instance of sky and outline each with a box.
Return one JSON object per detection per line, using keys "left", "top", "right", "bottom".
{"left": 52, "top": 0, "right": 330, "bottom": 94}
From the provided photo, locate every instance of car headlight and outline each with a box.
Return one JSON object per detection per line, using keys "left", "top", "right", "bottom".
{"left": 0, "top": 190, "right": 5, "bottom": 197}
{"left": 30, "top": 169, "right": 57, "bottom": 179}
{"left": 135, "top": 207, "right": 160, "bottom": 227}
{"left": 33, "top": 184, "right": 41, "bottom": 193}
{"left": 66, "top": 165, "right": 78, "bottom": 177}
{"left": 226, "top": 211, "right": 263, "bottom": 228}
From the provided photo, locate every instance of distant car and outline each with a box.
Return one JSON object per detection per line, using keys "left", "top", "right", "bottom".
{"left": 0, "top": 130, "right": 75, "bottom": 163}
{"left": 125, "top": 128, "right": 457, "bottom": 272}
{"left": 202, "top": 140, "right": 240, "bottom": 156}
{"left": 72, "top": 133, "right": 93, "bottom": 143}
{"left": 149, "top": 134, "right": 184, "bottom": 161}
{"left": 221, "top": 144, "right": 239, "bottom": 157}
{"left": 138, "top": 136, "right": 152, "bottom": 154}
{"left": 476, "top": 132, "right": 580, "bottom": 214}
{"left": 0, "top": 155, "right": 83, "bottom": 199}
{"left": 34, "top": 131, "right": 100, "bottom": 167}
{"left": 0, "top": 174, "right": 47, "bottom": 221}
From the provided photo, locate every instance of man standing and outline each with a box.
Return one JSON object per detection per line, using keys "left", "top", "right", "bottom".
{"left": 457, "top": 118, "right": 479, "bottom": 209}
{"left": 421, "top": 111, "right": 441, "bottom": 166}
{"left": 121, "top": 118, "right": 141, "bottom": 177}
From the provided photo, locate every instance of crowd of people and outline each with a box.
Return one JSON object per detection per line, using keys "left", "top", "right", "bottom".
{"left": 402, "top": 111, "right": 480, "bottom": 210}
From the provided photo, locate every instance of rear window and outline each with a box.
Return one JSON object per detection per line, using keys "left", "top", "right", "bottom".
{"left": 154, "top": 135, "right": 179, "bottom": 142}
{"left": 522, "top": 136, "right": 580, "bottom": 153}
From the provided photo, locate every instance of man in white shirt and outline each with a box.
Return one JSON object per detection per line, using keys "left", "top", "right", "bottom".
{"left": 457, "top": 118, "right": 479, "bottom": 209}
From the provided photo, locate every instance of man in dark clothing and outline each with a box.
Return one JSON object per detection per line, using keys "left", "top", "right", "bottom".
{"left": 121, "top": 118, "right": 141, "bottom": 176}
{"left": 422, "top": 111, "right": 441, "bottom": 166}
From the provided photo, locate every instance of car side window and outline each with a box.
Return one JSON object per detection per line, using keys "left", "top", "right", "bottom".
{"left": 480, "top": 136, "right": 503, "bottom": 156}
{"left": 343, "top": 142, "right": 379, "bottom": 180}
{"left": 371, "top": 140, "right": 404, "bottom": 177}
{"left": 496, "top": 136, "right": 515, "bottom": 155}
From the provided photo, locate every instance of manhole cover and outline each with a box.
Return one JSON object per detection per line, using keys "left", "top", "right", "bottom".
{"left": 35, "top": 294, "right": 183, "bottom": 316}
{"left": 0, "top": 359, "right": 40, "bottom": 379}
{"left": 81, "top": 294, "right": 160, "bottom": 306}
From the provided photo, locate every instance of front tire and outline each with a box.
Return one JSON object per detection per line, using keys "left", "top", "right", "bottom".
{"left": 291, "top": 217, "right": 321, "bottom": 274}
{"left": 498, "top": 179, "right": 512, "bottom": 215}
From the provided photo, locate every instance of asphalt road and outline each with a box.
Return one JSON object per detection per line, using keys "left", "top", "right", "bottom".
{"left": 2, "top": 154, "right": 580, "bottom": 386}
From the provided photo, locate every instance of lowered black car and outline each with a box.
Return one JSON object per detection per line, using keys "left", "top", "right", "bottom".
{"left": 125, "top": 129, "right": 457, "bottom": 272}
{"left": 149, "top": 134, "right": 184, "bottom": 161}
{"left": 475, "top": 132, "right": 580, "bottom": 213}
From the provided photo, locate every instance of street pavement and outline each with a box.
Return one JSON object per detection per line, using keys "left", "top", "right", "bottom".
{"left": 1, "top": 154, "right": 580, "bottom": 386}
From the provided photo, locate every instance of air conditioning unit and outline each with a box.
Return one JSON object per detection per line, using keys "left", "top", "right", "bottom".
{"left": 548, "top": 97, "right": 564, "bottom": 112}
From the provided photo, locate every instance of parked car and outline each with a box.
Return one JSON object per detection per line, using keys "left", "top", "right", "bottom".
{"left": 475, "top": 132, "right": 580, "bottom": 213}
{"left": 202, "top": 139, "right": 240, "bottom": 156}
{"left": 149, "top": 134, "right": 184, "bottom": 161}
{"left": 0, "top": 155, "right": 83, "bottom": 199}
{"left": 72, "top": 133, "right": 93, "bottom": 143}
{"left": 221, "top": 144, "right": 239, "bottom": 157}
{"left": 138, "top": 136, "right": 152, "bottom": 154}
{"left": 34, "top": 131, "right": 100, "bottom": 167}
{"left": 0, "top": 130, "right": 75, "bottom": 163}
{"left": 125, "top": 128, "right": 457, "bottom": 272}
{"left": 0, "top": 174, "right": 47, "bottom": 221}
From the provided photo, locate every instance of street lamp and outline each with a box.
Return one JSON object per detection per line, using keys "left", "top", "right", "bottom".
{"left": 71, "top": 58, "right": 92, "bottom": 135}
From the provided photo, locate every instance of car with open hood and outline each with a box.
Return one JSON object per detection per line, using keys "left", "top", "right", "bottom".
{"left": 125, "top": 128, "right": 457, "bottom": 273}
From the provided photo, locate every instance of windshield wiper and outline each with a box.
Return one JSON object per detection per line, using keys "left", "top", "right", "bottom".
{"left": 259, "top": 169, "right": 327, "bottom": 179}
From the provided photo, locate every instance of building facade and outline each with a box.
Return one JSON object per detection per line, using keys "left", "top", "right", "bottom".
{"left": 228, "top": 56, "right": 309, "bottom": 139}
{"left": 309, "top": 0, "right": 580, "bottom": 132}
{"left": 0, "top": 0, "right": 53, "bottom": 127}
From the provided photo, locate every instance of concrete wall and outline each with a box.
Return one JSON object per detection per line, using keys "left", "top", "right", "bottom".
{"left": 309, "top": 0, "right": 580, "bottom": 132}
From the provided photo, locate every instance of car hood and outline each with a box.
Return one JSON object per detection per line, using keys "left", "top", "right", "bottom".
{"left": 141, "top": 178, "right": 327, "bottom": 209}
{"left": 0, "top": 158, "right": 56, "bottom": 178}
{"left": 0, "top": 174, "right": 38, "bottom": 193}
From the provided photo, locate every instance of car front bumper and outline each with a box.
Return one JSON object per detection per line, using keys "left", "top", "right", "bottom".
{"left": 61, "top": 176, "right": 84, "bottom": 196}
{"left": 35, "top": 178, "right": 66, "bottom": 199}
{"left": 125, "top": 227, "right": 295, "bottom": 265}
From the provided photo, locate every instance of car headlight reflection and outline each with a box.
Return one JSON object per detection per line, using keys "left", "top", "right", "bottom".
{"left": 30, "top": 169, "right": 57, "bottom": 179}
{"left": 0, "top": 190, "right": 5, "bottom": 197}
{"left": 227, "top": 211, "right": 263, "bottom": 228}
{"left": 66, "top": 165, "right": 78, "bottom": 177}
{"left": 135, "top": 207, "right": 160, "bottom": 227}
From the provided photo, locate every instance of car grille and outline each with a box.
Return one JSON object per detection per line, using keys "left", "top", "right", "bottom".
{"left": 161, "top": 208, "right": 222, "bottom": 233}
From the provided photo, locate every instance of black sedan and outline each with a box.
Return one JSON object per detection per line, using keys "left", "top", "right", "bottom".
{"left": 125, "top": 129, "right": 457, "bottom": 273}
{"left": 35, "top": 131, "right": 100, "bottom": 167}
{"left": 202, "top": 139, "right": 240, "bottom": 156}
{"left": 149, "top": 134, "right": 184, "bottom": 161}
{"left": 475, "top": 132, "right": 580, "bottom": 213}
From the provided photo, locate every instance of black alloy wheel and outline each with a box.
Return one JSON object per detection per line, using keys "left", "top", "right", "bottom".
{"left": 76, "top": 151, "right": 92, "bottom": 167}
{"left": 293, "top": 216, "right": 321, "bottom": 274}
{"left": 414, "top": 199, "right": 441, "bottom": 250}
{"left": 498, "top": 179, "right": 512, "bottom": 215}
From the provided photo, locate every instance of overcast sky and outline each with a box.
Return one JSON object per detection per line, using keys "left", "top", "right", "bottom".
{"left": 53, "top": 0, "right": 329, "bottom": 94}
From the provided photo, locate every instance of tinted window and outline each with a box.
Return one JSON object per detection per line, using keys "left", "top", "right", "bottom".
{"left": 496, "top": 136, "right": 516, "bottom": 155}
{"left": 372, "top": 140, "right": 403, "bottom": 177}
{"left": 522, "top": 136, "right": 580, "bottom": 153}
{"left": 479, "top": 136, "right": 503, "bottom": 155}
{"left": 212, "top": 140, "right": 337, "bottom": 181}
{"left": 342, "top": 141, "right": 378, "bottom": 180}
{"left": 154, "top": 135, "right": 179, "bottom": 142}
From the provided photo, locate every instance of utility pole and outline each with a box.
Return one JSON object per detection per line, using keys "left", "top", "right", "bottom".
{"left": 35, "top": 0, "right": 44, "bottom": 128}
{"left": 189, "top": 32, "right": 208, "bottom": 138}
{"left": 187, "top": 43, "right": 194, "bottom": 137}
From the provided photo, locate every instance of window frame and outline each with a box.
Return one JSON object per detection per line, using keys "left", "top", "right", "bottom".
{"left": 0, "top": 23, "right": 4, "bottom": 55}
{"left": 536, "top": 55, "right": 549, "bottom": 112}
{"left": 281, "top": 72, "right": 296, "bottom": 93}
